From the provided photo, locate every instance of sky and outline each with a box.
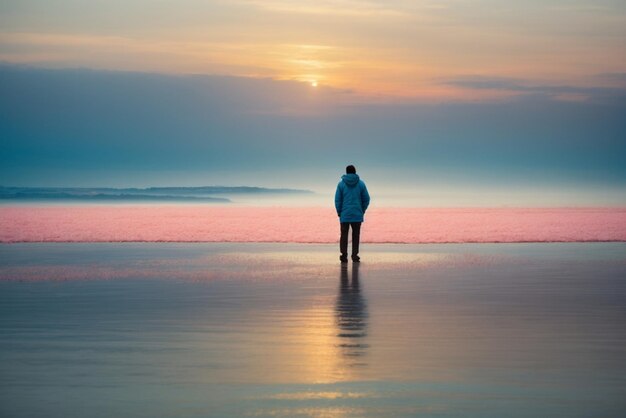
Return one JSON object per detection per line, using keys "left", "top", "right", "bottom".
{"left": 1, "top": 0, "right": 625, "bottom": 205}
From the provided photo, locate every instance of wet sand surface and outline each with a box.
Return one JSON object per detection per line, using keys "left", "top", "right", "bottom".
{"left": 1, "top": 243, "right": 625, "bottom": 417}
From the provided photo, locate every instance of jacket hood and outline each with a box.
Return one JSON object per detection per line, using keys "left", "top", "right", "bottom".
{"left": 341, "top": 173, "right": 360, "bottom": 187}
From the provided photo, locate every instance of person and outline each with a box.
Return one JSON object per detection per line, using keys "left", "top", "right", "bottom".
{"left": 334, "top": 165, "right": 370, "bottom": 262}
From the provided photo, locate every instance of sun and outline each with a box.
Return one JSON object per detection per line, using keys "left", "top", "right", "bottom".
{"left": 310, "top": 80, "right": 318, "bottom": 87}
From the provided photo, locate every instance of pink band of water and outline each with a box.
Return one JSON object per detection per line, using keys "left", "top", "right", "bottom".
{"left": 1, "top": 206, "right": 625, "bottom": 243}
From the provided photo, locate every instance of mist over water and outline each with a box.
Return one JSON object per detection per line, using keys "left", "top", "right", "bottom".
{"left": 2, "top": 185, "right": 623, "bottom": 207}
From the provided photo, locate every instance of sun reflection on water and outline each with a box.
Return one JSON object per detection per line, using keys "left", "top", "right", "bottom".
{"left": 260, "top": 263, "right": 370, "bottom": 386}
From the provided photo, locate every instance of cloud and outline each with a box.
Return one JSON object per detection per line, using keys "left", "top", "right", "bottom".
{"left": 594, "top": 72, "right": 626, "bottom": 85}
{"left": 2, "top": 0, "right": 625, "bottom": 100}
{"left": 238, "top": 0, "right": 410, "bottom": 17}
{"left": 439, "top": 75, "right": 626, "bottom": 103}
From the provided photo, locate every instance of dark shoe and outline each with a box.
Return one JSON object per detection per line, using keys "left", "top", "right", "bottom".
{"left": 340, "top": 255, "right": 348, "bottom": 263}
{"left": 352, "top": 255, "right": 360, "bottom": 262}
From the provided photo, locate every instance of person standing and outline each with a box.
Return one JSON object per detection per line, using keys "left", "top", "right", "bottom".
{"left": 335, "top": 165, "right": 370, "bottom": 262}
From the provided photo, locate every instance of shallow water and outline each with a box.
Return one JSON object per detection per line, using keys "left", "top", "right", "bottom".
{"left": 1, "top": 243, "right": 625, "bottom": 417}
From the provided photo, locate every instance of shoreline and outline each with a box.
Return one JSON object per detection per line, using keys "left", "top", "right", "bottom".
{"left": 2, "top": 241, "right": 624, "bottom": 283}
{"left": 2, "top": 239, "right": 626, "bottom": 244}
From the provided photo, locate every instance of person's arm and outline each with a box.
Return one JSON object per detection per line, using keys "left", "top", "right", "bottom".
{"left": 334, "top": 184, "right": 343, "bottom": 217}
{"left": 361, "top": 183, "right": 370, "bottom": 213}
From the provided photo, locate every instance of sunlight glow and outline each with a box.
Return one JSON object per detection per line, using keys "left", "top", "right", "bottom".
{"left": 1, "top": 1, "right": 625, "bottom": 99}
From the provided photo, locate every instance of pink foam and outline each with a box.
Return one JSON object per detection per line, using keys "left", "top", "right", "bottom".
{"left": 1, "top": 206, "right": 625, "bottom": 243}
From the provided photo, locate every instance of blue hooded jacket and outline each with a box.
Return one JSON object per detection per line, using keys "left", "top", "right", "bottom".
{"left": 335, "top": 173, "right": 370, "bottom": 223}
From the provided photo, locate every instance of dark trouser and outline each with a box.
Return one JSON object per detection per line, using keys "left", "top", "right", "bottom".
{"left": 340, "top": 222, "right": 362, "bottom": 257}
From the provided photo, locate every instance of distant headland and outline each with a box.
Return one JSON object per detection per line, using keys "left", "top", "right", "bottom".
{"left": 0, "top": 186, "right": 314, "bottom": 202}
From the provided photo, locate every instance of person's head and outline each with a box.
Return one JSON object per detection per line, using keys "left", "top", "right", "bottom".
{"left": 346, "top": 165, "right": 356, "bottom": 174}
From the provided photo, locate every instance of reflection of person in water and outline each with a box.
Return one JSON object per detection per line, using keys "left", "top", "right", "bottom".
{"left": 335, "top": 263, "right": 368, "bottom": 363}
